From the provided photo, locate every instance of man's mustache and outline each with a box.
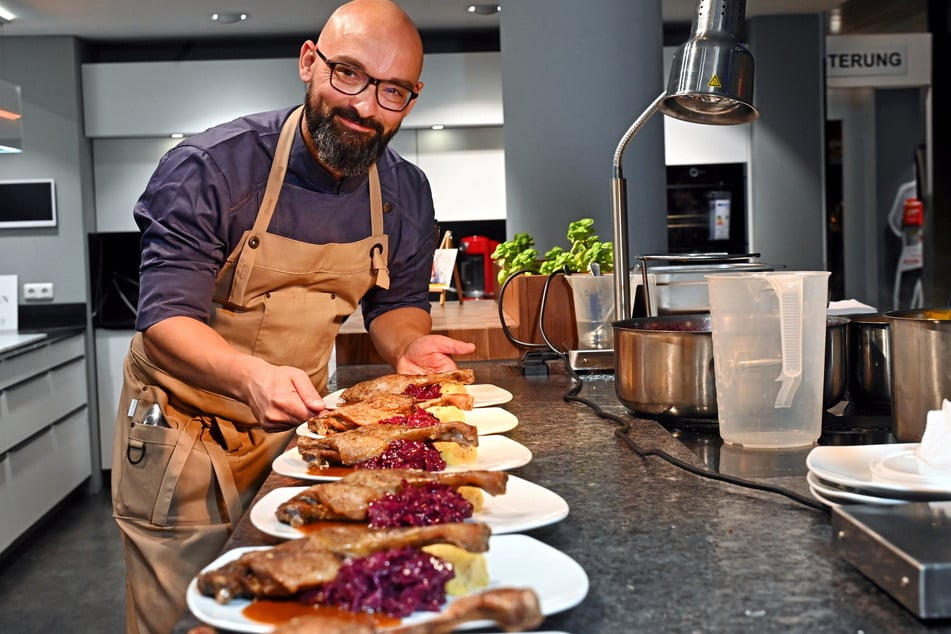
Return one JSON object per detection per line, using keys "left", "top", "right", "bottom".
{"left": 332, "top": 106, "right": 384, "bottom": 135}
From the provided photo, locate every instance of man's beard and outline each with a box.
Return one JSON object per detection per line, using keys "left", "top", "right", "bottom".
{"left": 304, "top": 90, "right": 398, "bottom": 177}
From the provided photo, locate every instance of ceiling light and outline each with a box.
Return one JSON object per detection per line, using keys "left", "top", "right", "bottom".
{"left": 211, "top": 12, "right": 249, "bottom": 24}
{"left": 0, "top": 5, "right": 15, "bottom": 23}
{"left": 467, "top": 4, "right": 500, "bottom": 16}
{"left": 431, "top": 124, "right": 445, "bottom": 130}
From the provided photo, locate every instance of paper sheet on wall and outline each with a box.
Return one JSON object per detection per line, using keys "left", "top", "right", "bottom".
{"left": 0, "top": 275, "right": 18, "bottom": 331}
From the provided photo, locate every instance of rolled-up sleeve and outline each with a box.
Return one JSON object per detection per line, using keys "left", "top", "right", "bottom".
{"left": 134, "top": 146, "right": 232, "bottom": 330}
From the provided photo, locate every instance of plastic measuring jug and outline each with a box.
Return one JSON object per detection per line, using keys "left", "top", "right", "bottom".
{"left": 705, "top": 271, "right": 830, "bottom": 448}
{"left": 565, "top": 273, "right": 616, "bottom": 349}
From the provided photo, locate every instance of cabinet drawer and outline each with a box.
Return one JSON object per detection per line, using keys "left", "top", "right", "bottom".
{"left": 0, "top": 357, "right": 88, "bottom": 455}
{"left": 0, "top": 335, "right": 85, "bottom": 392}
{"left": 0, "top": 407, "right": 91, "bottom": 554}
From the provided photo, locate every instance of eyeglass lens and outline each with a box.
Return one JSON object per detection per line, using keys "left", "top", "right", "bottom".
{"left": 330, "top": 64, "right": 413, "bottom": 111}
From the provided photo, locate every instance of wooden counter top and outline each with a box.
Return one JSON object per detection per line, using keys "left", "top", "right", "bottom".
{"left": 335, "top": 300, "right": 523, "bottom": 364}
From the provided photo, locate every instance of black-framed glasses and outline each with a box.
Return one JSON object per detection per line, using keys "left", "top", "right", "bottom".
{"left": 316, "top": 48, "right": 419, "bottom": 112}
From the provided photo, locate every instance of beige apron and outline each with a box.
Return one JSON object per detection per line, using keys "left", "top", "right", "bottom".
{"left": 111, "top": 105, "right": 390, "bottom": 634}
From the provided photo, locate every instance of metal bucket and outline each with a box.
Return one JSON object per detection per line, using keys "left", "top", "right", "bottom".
{"left": 885, "top": 308, "right": 951, "bottom": 442}
{"left": 613, "top": 314, "right": 716, "bottom": 418}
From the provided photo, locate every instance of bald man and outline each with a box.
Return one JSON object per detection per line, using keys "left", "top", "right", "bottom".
{"left": 111, "top": 1, "right": 475, "bottom": 631}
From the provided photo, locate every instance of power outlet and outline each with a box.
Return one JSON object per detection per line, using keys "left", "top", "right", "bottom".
{"left": 24, "top": 282, "right": 54, "bottom": 302}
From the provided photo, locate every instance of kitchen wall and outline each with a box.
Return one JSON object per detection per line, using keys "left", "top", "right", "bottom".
{"left": 0, "top": 37, "right": 94, "bottom": 306}
{"left": 83, "top": 52, "right": 505, "bottom": 232}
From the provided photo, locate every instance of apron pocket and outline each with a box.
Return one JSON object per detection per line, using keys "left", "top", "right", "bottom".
{"left": 114, "top": 390, "right": 222, "bottom": 527}
{"left": 255, "top": 289, "right": 338, "bottom": 372}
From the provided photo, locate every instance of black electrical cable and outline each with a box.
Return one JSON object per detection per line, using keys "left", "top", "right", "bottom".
{"left": 560, "top": 366, "right": 831, "bottom": 514}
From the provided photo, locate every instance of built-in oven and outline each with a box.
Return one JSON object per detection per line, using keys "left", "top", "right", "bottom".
{"left": 666, "top": 162, "right": 747, "bottom": 255}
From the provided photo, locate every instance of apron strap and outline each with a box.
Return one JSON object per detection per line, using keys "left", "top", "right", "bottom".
{"left": 368, "top": 163, "right": 390, "bottom": 289}
{"left": 151, "top": 419, "right": 202, "bottom": 526}
{"left": 229, "top": 105, "right": 304, "bottom": 305}
{"left": 200, "top": 426, "right": 244, "bottom": 529}
{"left": 149, "top": 418, "right": 244, "bottom": 528}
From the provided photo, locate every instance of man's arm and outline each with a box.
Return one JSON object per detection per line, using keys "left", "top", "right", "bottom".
{"left": 367, "top": 306, "right": 476, "bottom": 374}
{"left": 142, "top": 316, "right": 324, "bottom": 431}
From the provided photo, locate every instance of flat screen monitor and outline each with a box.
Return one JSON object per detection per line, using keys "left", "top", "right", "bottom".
{"left": 0, "top": 179, "right": 57, "bottom": 228}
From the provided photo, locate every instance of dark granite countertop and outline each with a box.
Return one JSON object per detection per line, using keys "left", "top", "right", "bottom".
{"left": 173, "top": 360, "right": 951, "bottom": 633}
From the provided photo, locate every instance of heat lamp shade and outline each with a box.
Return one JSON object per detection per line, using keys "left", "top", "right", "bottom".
{"left": 660, "top": 36, "right": 757, "bottom": 125}
{"left": 0, "top": 78, "right": 23, "bottom": 154}
{"left": 659, "top": 0, "right": 757, "bottom": 126}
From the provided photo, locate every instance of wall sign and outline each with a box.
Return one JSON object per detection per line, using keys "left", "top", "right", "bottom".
{"left": 826, "top": 34, "right": 931, "bottom": 89}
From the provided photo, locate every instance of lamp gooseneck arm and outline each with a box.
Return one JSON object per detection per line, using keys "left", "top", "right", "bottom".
{"left": 611, "top": 91, "right": 666, "bottom": 321}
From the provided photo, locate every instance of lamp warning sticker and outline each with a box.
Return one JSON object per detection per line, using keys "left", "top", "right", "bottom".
{"left": 708, "top": 74, "right": 722, "bottom": 88}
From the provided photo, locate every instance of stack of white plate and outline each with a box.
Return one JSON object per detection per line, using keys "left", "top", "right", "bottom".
{"left": 806, "top": 443, "right": 951, "bottom": 506}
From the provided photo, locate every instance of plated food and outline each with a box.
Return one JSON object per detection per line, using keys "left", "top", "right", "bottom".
{"left": 187, "top": 534, "right": 589, "bottom": 633}
{"left": 251, "top": 475, "right": 570, "bottom": 539}
{"left": 273, "top": 435, "right": 533, "bottom": 482}
{"left": 272, "top": 469, "right": 507, "bottom": 528}
{"left": 298, "top": 407, "right": 519, "bottom": 439}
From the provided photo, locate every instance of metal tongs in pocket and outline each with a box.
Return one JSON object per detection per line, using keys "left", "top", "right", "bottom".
{"left": 128, "top": 399, "right": 169, "bottom": 428}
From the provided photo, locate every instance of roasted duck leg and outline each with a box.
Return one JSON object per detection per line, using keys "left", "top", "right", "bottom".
{"left": 297, "top": 420, "right": 477, "bottom": 465}
{"left": 340, "top": 369, "right": 475, "bottom": 402}
{"left": 271, "top": 588, "right": 544, "bottom": 634}
{"left": 276, "top": 469, "right": 508, "bottom": 526}
{"left": 308, "top": 393, "right": 417, "bottom": 435}
{"left": 197, "top": 523, "right": 491, "bottom": 604}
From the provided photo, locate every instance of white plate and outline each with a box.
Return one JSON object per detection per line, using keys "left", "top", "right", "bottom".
{"left": 806, "top": 471, "right": 906, "bottom": 506}
{"left": 250, "top": 474, "right": 569, "bottom": 539}
{"left": 272, "top": 435, "right": 533, "bottom": 482}
{"left": 322, "top": 384, "right": 514, "bottom": 409}
{"left": 806, "top": 443, "right": 951, "bottom": 498}
{"left": 296, "top": 407, "right": 518, "bottom": 440}
{"left": 186, "top": 534, "right": 589, "bottom": 633}
{"left": 869, "top": 446, "right": 951, "bottom": 489}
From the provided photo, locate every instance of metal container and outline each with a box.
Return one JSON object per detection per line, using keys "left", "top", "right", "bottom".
{"left": 633, "top": 259, "right": 774, "bottom": 316}
{"left": 885, "top": 308, "right": 951, "bottom": 442}
{"left": 613, "top": 314, "right": 716, "bottom": 418}
{"left": 824, "top": 317, "right": 849, "bottom": 410}
{"left": 846, "top": 313, "right": 892, "bottom": 408}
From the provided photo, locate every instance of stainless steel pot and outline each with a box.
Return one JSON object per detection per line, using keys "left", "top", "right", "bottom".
{"left": 613, "top": 314, "right": 716, "bottom": 418}
{"left": 845, "top": 313, "right": 892, "bottom": 408}
{"left": 823, "top": 317, "right": 849, "bottom": 410}
{"left": 885, "top": 308, "right": 951, "bottom": 442}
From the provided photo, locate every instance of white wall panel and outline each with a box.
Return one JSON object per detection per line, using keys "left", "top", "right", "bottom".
{"left": 415, "top": 127, "right": 506, "bottom": 221}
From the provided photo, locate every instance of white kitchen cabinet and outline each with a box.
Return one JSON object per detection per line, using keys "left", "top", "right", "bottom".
{"left": 95, "top": 329, "right": 134, "bottom": 470}
{"left": 0, "top": 334, "right": 91, "bottom": 554}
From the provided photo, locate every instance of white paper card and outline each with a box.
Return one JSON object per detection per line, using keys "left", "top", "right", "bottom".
{"left": 430, "top": 248, "right": 458, "bottom": 288}
{"left": 0, "top": 275, "right": 17, "bottom": 331}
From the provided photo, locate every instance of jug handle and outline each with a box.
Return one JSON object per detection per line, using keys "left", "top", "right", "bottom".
{"left": 767, "top": 274, "right": 804, "bottom": 408}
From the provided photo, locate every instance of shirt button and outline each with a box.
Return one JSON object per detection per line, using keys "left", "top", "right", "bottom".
{"left": 248, "top": 236, "right": 260, "bottom": 248}
{"left": 383, "top": 202, "right": 393, "bottom": 213}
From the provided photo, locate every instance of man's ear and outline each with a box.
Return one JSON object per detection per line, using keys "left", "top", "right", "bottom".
{"left": 299, "top": 41, "right": 318, "bottom": 82}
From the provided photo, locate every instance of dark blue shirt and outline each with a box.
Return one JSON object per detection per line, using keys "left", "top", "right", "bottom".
{"left": 134, "top": 106, "right": 436, "bottom": 331}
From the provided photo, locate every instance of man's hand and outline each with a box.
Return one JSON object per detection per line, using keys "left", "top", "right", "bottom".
{"left": 394, "top": 334, "right": 477, "bottom": 374}
{"left": 242, "top": 358, "right": 326, "bottom": 432}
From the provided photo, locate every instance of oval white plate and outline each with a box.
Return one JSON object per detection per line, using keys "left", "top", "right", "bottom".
{"left": 250, "top": 474, "right": 569, "bottom": 539}
{"left": 273, "top": 434, "right": 532, "bottom": 482}
{"left": 806, "top": 443, "right": 951, "bottom": 497}
{"left": 806, "top": 471, "right": 906, "bottom": 506}
{"left": 186, "top": 534, "right": 589, "bottom": 633}
{"left": 297, "top": 407, "right": 518, "bottom": 439}
{"left": 323, "top": 384, "right": 514, "bottom": 409}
